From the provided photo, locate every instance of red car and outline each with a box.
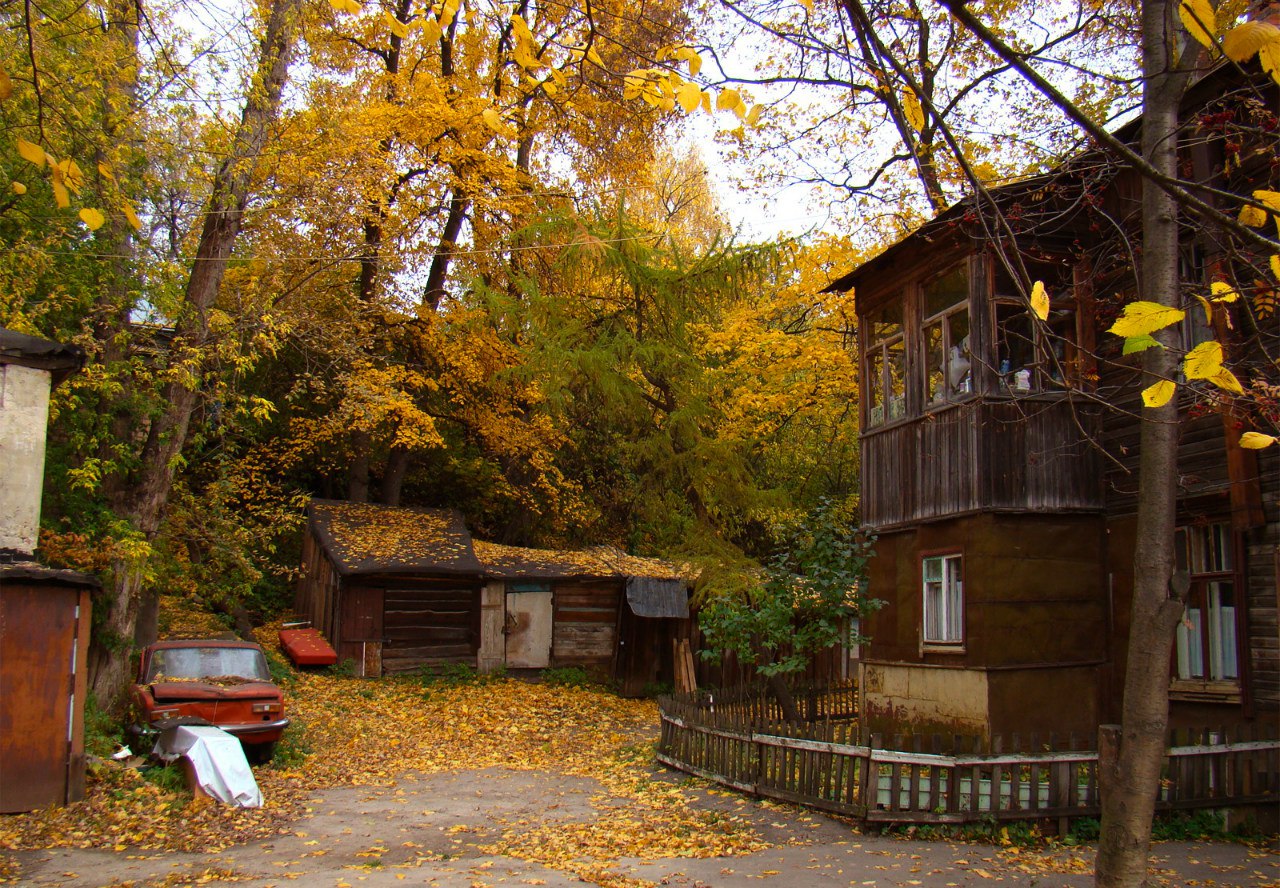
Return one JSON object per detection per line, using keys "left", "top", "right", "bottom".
{"left": 130, "top": 640, "right": 288, "bottom": 764}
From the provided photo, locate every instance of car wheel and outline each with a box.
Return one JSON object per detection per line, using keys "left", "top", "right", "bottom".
{"left": 245, "top": 741, "right": 276, "bottom": 765}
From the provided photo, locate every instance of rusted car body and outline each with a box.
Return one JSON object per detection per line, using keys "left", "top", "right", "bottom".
{"left": 131, "top": 640, "right": 288, "bottom": 763}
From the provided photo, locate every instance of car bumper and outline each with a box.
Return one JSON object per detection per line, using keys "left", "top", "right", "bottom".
{"left": 219, "top": 718, "right": 290, "bottom": 741}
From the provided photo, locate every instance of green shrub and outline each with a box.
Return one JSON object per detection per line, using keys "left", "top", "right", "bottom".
{"left": 542, "top": 666, "right": 595, "bottom": 689}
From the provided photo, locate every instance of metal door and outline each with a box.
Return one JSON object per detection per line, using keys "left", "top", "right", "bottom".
{"left": 504, "top": 590, "right": 553, "bottom": 668}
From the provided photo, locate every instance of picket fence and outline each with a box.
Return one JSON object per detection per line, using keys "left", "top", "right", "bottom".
{"left": 656, "top": 685, "right": 1280, "bottom": 827}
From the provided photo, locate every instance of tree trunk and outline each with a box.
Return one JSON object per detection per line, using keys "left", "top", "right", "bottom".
{"left": 380, "top": 445, "right": 411, "bottom": 505}
{"left": 1095, "top": 2, "right": 1190, "bottom": 883}
{"left": 88, "top": 0, "right": 304, "bottom": 706}
{"left": 766, "top": 672, "right": 801, "bottom": 723}
{"left": 348, "top": 429, "right": 371, "bottom": 502}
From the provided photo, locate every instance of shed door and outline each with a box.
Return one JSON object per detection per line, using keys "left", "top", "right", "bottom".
{"left": 505, "top": 589, "right": 553, "bottom": 668}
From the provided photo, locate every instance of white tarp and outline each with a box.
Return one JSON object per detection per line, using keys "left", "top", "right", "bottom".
{"left": 154, "top": 725, "right": 262, "bottom": 807}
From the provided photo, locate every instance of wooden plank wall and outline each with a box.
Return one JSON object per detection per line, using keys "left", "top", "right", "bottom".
{"left": 862, "top": 399, "right": 1102, "bottom": 528}
{"left": 381, "top": 580, "right": 480, "bottom": 674}
{"left": 552, "top": 580, "right": 619, "bottom": 669}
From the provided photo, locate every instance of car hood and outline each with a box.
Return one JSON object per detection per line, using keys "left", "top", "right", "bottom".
{"left": 147, "top": 680, "right": 281, "bottom": 701}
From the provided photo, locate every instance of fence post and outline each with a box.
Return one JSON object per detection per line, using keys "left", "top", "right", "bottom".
{"left": 1097, "top": 724, "right": 1121, "bottom": 806}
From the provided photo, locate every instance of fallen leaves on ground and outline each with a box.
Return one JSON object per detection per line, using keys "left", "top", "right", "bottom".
{"left": 0, "top": 628, "right": 767, "bottom": 886}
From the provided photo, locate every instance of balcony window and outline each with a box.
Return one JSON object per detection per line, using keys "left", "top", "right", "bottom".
{"left": 865, "top": 300, "right": 905, "bottom": 426}
{"left": 922, "top": 266, "right": 971, "bottom": 404}
{"left": 922, "top": 553, "right": 964, "bottom": 646}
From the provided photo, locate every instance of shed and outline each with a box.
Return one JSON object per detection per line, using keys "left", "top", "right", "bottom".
{"left": 294, "top": 500, "right": 484, "bottom": 676}
{"left": 0, "top": 328, "right": 98, "bottom": 813}
{"left": 473, "top": 541, "right": 693, "bottom": 694}
{"left": 294, "top": 500, "right": 694, "bottom": 692}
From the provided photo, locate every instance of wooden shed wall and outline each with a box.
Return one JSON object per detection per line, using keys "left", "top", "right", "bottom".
{"left": 550, "top": 580, "right": 620, "bottom": 670}
{"left": 295, "top": 527, "right": 341, "bottom": 644}
{"left": 379, "top": 577, "right": 482, "bottom": 675}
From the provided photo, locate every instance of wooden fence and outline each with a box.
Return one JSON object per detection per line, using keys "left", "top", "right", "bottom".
{"left": 657, "top": 687, "right": 1280, "bottom": 827}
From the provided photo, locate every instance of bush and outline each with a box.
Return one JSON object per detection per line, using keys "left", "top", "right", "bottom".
{"left": 542, "top": 666, "right": 595, "bottom": 689}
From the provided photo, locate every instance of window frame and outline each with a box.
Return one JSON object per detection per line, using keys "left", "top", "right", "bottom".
{"left": 920, "top": 265, "right": 972, "bottom": 407}
{"left": 1171, "top": 522, "right": 1246, "bottom": 703}
{"left": 921, "top": 550, "right": 965, "bottom": 650}
{"left": 863, "top": 297, "right": 906, "bottom": 428}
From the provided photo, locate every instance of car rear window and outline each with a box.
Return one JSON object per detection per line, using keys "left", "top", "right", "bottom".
{"left": 147, "top": 647, "right": 271, "bottom": 682}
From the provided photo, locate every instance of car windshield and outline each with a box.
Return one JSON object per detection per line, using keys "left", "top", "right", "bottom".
{"left": 146, "top": 647, "right": 270, "bottom": 682}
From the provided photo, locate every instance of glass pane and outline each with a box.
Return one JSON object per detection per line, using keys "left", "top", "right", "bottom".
{"left": 867, "top": 351, "right": 884, "bottom": 409}
{"left": 887, "top": 338, "right": 906, "bottom": 418}
{"left": 923, "top": 557, "right": 942, "bottom": 582}
{"left": 1182, "top": 608, "right": 1205, "bottom": 679}
{"left": 1208, "top": 581, "right": 1238, "bottom": 680}
{"left": 995, "top": 303, "right": 1036, "bottom": 389}
{"left": 924, "top": 265, "right": 968, "bottom": 318}
{"left": 870, "top": 301, "right": 903, "bottom": 340}
{"left": 948, "top": 311, "right": 971, "bottom": 395}
{"left": 925, "top": 322, "right": 944, "bottom": 403}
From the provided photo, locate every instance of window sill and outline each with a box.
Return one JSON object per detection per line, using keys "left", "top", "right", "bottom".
{"left": 1169, "top": 679, "right": 1242, "bottom": 704}
{"left": 922, "top": 642, "right": 966, "bottom": 655}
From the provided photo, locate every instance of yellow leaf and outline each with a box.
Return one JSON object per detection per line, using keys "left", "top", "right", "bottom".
{"left": 1142, "top": 379, "right": 1176, "bottom": 408}
{"left": 1238, "top": 203, "right": 1267, "bottom": 227}
{"left": 1239, "top": 431, "right": 1277, "bottom": 449}
{"left": 1222, "top": 19, "right": 1280, "bottom": 62}
{"left": 51, "top": 176, "right": 70, "bottom": 208}
{"left": 16, "top": 138, "right": 46, "bottom": 167}
{"left": 541, "top": 79, "right": 557, "bottom": 96}
{"left": 78, "top": 207, "right": 105, "bottom": 230}
{"left": 383, "top": 11, "right": 409, "bottom": 38}
{"left": 11, "top": 181, "right": 26, "bottom": 195}
{"left": 1030, "top": 280, "right": 1049, "bottom": 321}
{"left": 482, "top": 108, "right": 509, "bottom": 134}
{"left": 716, "top": 88, "right": 740, "bottom": 112}
{"left": 799, "top": 0, "right": 813, "bottom": 10}
{"left": 122, "top": 201, "right": 142, "bottom": 231}
{"left": 98, "top": 161, "right": 115, "bottom": 180}
{"left": 1208, "top": 367, "right": 1244, "bottom": 394}
{"left": 676, "top": 81, "right": 702, "bottom": 113}
{"left": 1107, "top": 301, "right": 1185, "bottom": 337}
{"left": 700, "top": 89, "right": 712, "bottom": 113}
{"left": 64, "top": 159, "right": 84, "bottom": 192}
{"left": 421, "top": 18, "right": 441, "bottom": 42}
{"left": 0, "top": 70, "right": 11, "bottom": 101}
{"left": 1178, "top": 0, "right": 1217, "bottom": 52}
{"left": 1209, "top": 280, "right": 1238, "bottom": 302}
{"left": 1271, "top": 254, "right": 1280, "bottom": 279}
{"left": 746, "top": 104, "right": 762, "bottom": 127}
{"left": 586, "top": 46, "right": 604, "bottom": 67}
{"left": 1261, "top": 39, "right": 1280, "bottom": 84}
{"left": 1183, "top": 340, "right": 1223, "bottom": 380}
{"left": 901, "top": 87, "right": 925, "bottom": 132}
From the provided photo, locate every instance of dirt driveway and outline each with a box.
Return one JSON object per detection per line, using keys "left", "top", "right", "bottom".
{"left": 10, "top": 766, "right": 1278, "bottom": 888}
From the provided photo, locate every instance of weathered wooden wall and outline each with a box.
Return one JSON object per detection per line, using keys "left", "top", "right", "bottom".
{"left": 862, "top": 399, "right": 1103, "bottom": 528}
{"left": 550, "top": 580, "right": 620, "bottom": 670}
{"left": 379, "top": 579, "right": 481, "bottom": 674}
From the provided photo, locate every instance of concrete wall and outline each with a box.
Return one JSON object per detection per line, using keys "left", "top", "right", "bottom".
{"left": 0, "top": 364, "right": 53, "bottom": 555}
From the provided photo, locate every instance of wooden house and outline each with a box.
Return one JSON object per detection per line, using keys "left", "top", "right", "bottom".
{"left": 295, "top": 500, "right": 693, "bottom": 692}
{"left": 825, "top": 63, "right": 1278, "bottom": 740}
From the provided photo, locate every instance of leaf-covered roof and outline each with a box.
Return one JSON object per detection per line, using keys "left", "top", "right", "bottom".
{"left": 308, "top": 499, "right": 483, "bottom": 577}
{"left": 473, "top": 540, "right": 688, "bottom": 582}
{"left": 309, "top": 499, "right": 691, "bottom": 584}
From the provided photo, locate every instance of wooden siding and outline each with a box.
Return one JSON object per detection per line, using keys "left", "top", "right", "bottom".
{"left": 862, "top": 398, "right": 1103, "bottom": 529}
{"left": 551, "top": 580, "right": 620, "bottom": 668}
{"left": 381, "top": 582, "right": 480, "bottom": 674}
{"left": 295, "top": 528, "right": 341, "bottom": 645}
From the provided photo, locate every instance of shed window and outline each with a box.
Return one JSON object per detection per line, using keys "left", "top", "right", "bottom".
{"left": 922, "top": 553, "right": 963, "bottom": 646}
{"left": 921, "top": 266, "right": 971, "bottom": 404}
{"left": 864, "top": 300, "right": 905, "bottom": 426}
{"left": 1174, "top": 523, "right": 1240, "bottom": 690}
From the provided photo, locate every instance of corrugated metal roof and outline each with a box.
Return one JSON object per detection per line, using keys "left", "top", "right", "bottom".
{"left": 308, "top": 500, "right": 482, "bottom": 577}
{"left": 625, "top": 576, "right": 689, "bottom": 618}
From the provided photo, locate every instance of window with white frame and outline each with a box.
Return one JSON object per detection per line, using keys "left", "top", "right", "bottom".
{"left": 922, "top": 553, "right": 964, "bottom": 645}
{"left": 1175, "top": 523, "right": 1240, "bottom": 686}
